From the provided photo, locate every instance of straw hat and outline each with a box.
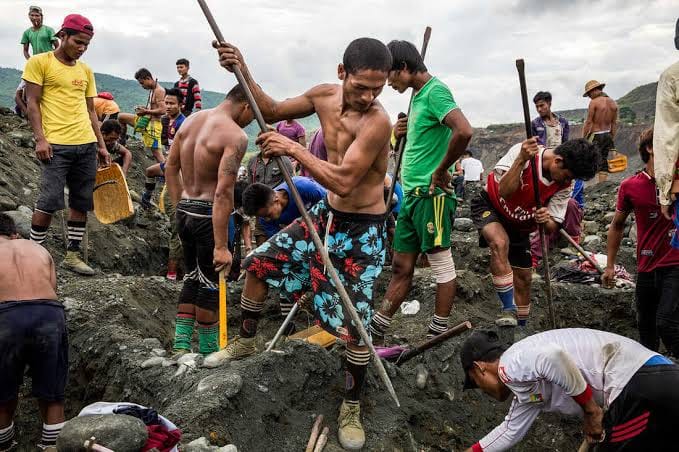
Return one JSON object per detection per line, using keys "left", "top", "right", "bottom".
{"left": 583, "top": 80, "right": 605, "bottom": 97}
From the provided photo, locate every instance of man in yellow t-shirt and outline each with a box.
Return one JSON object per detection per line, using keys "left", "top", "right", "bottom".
{"left": 22, "top": 14, "right": 109, "bottom": 277}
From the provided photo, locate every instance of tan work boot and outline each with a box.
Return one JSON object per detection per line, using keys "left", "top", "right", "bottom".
{"left": 338, "top": 400, "right": 365, "bottom": 450}
{"left": 495, "top": 310, "right": 518, "bottom": 328}
{"left": 203, "top": 336, "right": 256, "bottom": 368}
{"left": 62, "top": 251, "right": 95, "bottom": 276}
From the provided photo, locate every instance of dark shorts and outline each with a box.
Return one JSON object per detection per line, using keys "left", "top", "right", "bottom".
{"left": 598, "top": 362, "right": 679, "bottom": 451}
{"left": 0, "top": 300, "right": 68, "bottom": 403}
{"left": 591, "top": 132, "right": 615, "bottom": 173}
{"left": 470, "top": 191, "right": 532, "bottom": 269}
{"left": 243, "top": 198, "right": 386, "bottom": 345}
{"left": 36, "top": 143, "right": 98, "bottom": 213}
{"left": 176, "top": 199, "right": 218, "bottom": 311}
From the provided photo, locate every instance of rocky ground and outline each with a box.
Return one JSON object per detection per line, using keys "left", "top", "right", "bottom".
{"left": 0, "top": 108, "right": 644, "bottom": 451}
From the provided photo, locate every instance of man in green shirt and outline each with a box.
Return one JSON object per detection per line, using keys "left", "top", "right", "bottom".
{"left": 370, "top": 40, "right": 473, "bottom": 343}
{"left": 21, "top": 6, "right": 58, "bottom": 60}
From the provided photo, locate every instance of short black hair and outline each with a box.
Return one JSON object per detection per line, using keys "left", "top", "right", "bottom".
{"left": 554, "top": 139, "right": 599, "bottom": 180}
{"left": 134, "top": 68, "right": 153, "bottom": 81}
{"left": 242, "top": 183, "right": 275, "bottom": 216}
{"left": 343, "top": 38, "right": 392, "bottom": 75}
{"left": 164, "top": 87, "right": 184, "bottom": 104}
{"left": 100, "top": 119, "right": 122, "bottom": 135}
{"left": 0, "top": 213, "right": 17, "bottom": 237}
{"left": 638, "top": 128, "right": 653, "bottom": 163}
{"left": 533, "top": 91, "right": 552, "bottom": 104}
{"left": 176, "top": 58, "right": 190, "bottom": 67}
{"left": 63, "top": 29, "right": 81, "bottom": 37}
{"left": 387, "top": 40, "right": 427, "bottom": 73}
{"left": 226, "top": 84, "right": 249, "bottom": 104}
{"left": 234, "top": 180, "right": 249, "bottom": 210}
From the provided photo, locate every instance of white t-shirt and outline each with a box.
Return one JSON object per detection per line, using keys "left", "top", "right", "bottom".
{"left": 477, "top": 328, "right": 656, "bottom": 452}
{"left": 461, "top": 157, "right": 484, "bottom": 181}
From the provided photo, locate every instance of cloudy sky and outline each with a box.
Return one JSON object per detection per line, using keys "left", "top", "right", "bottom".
{"left": 2, "top": 0, "right": 676, "bottom": 126}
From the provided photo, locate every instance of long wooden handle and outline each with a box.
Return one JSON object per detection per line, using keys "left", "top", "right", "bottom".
{"left": 219, "top": 269, "right": 228, "bottom": 348}
{"left": 396, "top": 321, "right": 472, "bottom": 365}
{"left": 386, "top": 26, "right": 432, "bottom": 207}
{"left": 196, "top": 0, "right": 400, "bottom": 407}
{"left": 305, "top": 414, "right": 324, "bottom": 452}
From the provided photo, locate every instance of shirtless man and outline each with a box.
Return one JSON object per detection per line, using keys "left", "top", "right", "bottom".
{"left": 206, "top": 38, "right": 393, "bottom": 450}
{"left": 0, "top": 214, "right": 67, "bottom": 451}
{"left": 164, "top": 84, "right": 253, "bottom": 358}
{"left": 119, "top": 68, "right": 166, "bottom": 163}
{"left": 582, "top": 80, "right": 618, "bottom": 183}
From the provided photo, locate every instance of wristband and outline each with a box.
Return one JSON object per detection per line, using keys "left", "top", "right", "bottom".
{"left": 471, "top": 442, "right": 483, "bottom": 452}
{"left": 573, "top": 384, "right": 593, "bottom": 407}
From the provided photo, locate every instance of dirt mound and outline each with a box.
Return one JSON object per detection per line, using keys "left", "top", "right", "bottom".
{"left": 0, "top": 108, "right": 171, "bottom": 276}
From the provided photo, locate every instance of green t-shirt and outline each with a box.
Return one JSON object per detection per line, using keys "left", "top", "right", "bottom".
{"left": 401, "top": 76, "right": 459, "bottom": 192}
{"left": 21, "top": 26, "right": 57, "bottom": 55}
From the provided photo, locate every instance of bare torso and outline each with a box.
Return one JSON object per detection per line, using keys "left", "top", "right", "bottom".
{"left": 150, "top": 84, "right": 166, "bottom": 120}
{"left": 313, "top": 85, "right": 389, "bottom": 214}
{"left": 0, "top": 238, "right": 56, "bottom": 302}
{"left": 176, "top": 107, "right": 247, "bottom": 200}
{"left": 588, "top": 95, "right": 618, "bottom": 133}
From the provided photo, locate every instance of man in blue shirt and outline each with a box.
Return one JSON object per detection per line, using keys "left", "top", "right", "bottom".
{"left": 242, "top": 176, "right": 326, "bottom": 238}
{"left": 241, "top": 176, "right": 326, "bottom": 330}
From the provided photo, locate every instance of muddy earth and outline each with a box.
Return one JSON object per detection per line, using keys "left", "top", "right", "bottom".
{"left": 0, "top": 108, "right": 644, "bottom": 451}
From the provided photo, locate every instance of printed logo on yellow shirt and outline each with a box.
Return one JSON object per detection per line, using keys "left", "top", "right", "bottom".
{"left": 71, "top": 79, "right": 86, "bottom": 88}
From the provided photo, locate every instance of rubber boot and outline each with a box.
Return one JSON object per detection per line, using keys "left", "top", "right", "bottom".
{"left": 62, "top": 251, "right": 95, "bottom": 276}
{"left": 203, "top": 336, "right": 256, "bottom": 368}
{"left": 338, "top": 401, "right": 365, "bottom": 450}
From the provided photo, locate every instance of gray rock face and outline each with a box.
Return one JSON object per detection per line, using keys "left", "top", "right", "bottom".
{"left": 583, "top": 235, "right": 602, "bottom": 248}
{"left": 197, "top": 372, "right": 242, "bottom": 398}
{"left": 56, "top": 414, "right": 148, "bottom": 452}
{"left": 3, "top": 209, "right": 31, "bottom": 238}
{"left": 453, "top": 217, "right": 474, "bottom": 232}
{"left": 582, "top": 220, "right": 599, "bottom": 235}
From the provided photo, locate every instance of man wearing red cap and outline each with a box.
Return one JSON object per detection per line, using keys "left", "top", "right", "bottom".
{"left": 22, "top": 14, "right": 109, "bottom": 277}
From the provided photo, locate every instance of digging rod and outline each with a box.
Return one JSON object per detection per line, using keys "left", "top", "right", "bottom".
{"left": 266, "top": 302, "right": 299, "bottom": 352}
{"left": 515, "top": 59, "right": 556, "bottom": 329}
{"left": 196, "top": 0, "right": 400, "bottom": 407}
{"left": 219, "top": 269, "right": 228, "bottom": 348}
{"left": 385, "top": 26, "right": 432, "bottom": 206}
{"left": 558, "top": 229, "right": 605, "bottom": 274}
{"left": 395, "top": 320, "right": 472, "bottom": 365}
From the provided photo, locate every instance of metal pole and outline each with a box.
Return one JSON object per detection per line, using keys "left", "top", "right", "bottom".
{"left": 516, "top": 59, "right": 556, "bottom": 329}
{"left": 196, "top": 0, "right": 400, "bottom": 406}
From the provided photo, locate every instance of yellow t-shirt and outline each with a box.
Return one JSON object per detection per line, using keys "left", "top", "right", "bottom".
{"left": 22, "top": 51, "right": 97, "bottom": 145}
{"left": 93, "top": 97, "right": 120, "bottom": 119}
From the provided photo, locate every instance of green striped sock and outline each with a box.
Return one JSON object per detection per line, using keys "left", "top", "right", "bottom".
{"left": 173, "top": 314, "right": 195, "bottom": 351}
{"left": 198, "top": 322, "right": 219, "bottom": 355}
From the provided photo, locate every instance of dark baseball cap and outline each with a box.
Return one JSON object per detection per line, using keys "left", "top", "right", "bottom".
{"left": 461, "top": 329, "right": 508, "bottom": 390}
{"left": 60, "top": 14, "right": 94, "bottom": 37}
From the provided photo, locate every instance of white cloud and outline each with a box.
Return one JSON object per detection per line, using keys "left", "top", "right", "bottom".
{"left": 2, "top": 0, "right": 676, "bottom": 126}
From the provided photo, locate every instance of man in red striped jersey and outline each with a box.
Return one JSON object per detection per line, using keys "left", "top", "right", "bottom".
{"left": 174, "top": 58, "right": 202, "bottom": 116}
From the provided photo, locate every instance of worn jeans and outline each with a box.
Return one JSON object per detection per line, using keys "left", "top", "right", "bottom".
{"left": 635, "top": 266, "right": 679, "bottom": 357}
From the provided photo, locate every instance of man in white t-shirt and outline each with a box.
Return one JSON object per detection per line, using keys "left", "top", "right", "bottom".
{"left": 460, "top": 149, "right": 484, "bottom": 202}
{"left": 460, "top": 328, "right": 679, "bottom": 452}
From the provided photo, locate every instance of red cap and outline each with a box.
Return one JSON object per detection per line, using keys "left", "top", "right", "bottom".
{"left": 60, "top": 14, "right": 94, "bottom": 37}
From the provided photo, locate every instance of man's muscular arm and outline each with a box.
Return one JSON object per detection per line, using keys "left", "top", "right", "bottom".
{"left": 430, "top": 109, "right": 473, "bottom": 194}
{"left": 610, "top": 101, "right": 619, "bottom": 139}
{"left": 214, "top": 42, "right": 318, "bottom": 123}
{"left": 498, "top": 138, "right": 538, "bottom": 199}
{"left": 582, "top": 102, "right": 596, "bottom": 138}
{"left": 165, "top": 130, "right": 184, "bottom": 206}
{"left": 258, "top": 113, "right": 391, "bottom": 197}
{"left": 213, "top": 134, "right": 248, "bottom": 271}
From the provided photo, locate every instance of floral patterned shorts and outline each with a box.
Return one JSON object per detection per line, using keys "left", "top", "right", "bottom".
{"left": 243, "top": 198, "right": 386, "bottom": 345}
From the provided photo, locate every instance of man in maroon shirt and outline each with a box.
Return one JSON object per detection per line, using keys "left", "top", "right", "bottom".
{"left": 604, "top": 128, "right": 679, "bottom": 356}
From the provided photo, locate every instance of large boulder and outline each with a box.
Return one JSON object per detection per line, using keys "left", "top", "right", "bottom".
{"left": 3, "top": 209, "right": 31, "bottom": 238}
{"left": 56, "top": 414, "right": 148, "bottom": 452}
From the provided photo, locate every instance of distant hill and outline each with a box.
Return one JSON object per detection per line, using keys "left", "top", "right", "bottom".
{"left": 0, "top": 67, "right": 320, "bottom": 150}
{"left": 556, "top": 82, "right": 657, "bottom": 124}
